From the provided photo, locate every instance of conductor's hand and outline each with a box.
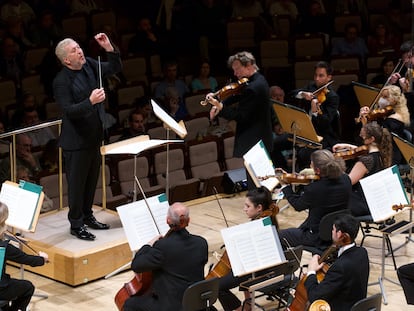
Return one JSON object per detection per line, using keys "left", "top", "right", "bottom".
{"left": 94, "top": 33, "right": 114, "bottom": 52}
{"left": 308, "top": 254, "right": 323, "bottom": 272}
{"left": 89, "top": 88, "right": 106, "bottom": 105}
{"left": 39, "top": 251, "right": 49, "bottom": 263}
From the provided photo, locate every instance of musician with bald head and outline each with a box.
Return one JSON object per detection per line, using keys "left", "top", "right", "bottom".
{"left": 123, "top": 202, "right": 208, "bottom": 311}
{"left": 53, "top": 33, "right": 122, "bottom": 241}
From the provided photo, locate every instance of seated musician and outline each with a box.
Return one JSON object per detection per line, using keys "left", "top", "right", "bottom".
{"left": 123, "top": 202, "right": 208, "bottom": 311}
{"left": 216, "top": 186, "right": 278, "bottom": 311}
{"left": 359, "top": 85, "right": 410, "bottom": 165}
{"left": 333, "top": 121, "right": 393, "bottom": 216}
{"left": 278, "top": 149, "right": 351, "bottom": 249}
{"left": 0, "top": 201, "right": 49, "bottom": 311}
{"left": 304, "top": 214, "right": 369, "bottom": 311}
{"left": 398, "top": 262, "right": 414, "bottom": 305}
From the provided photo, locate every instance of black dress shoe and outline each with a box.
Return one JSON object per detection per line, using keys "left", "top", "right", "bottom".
{"left": 70, "top": 226, "right": 96, "bottom": 241}
{"left": 84, "top": 215, "right": 110, "bottom": 230}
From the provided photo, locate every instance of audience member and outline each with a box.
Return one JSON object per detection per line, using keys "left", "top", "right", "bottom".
{"left": 0, "top": 36, "right": 24, "bottom": 94}
{"left": 162, "top": 86, "right": 187, "bottom": 121}
{"left": 5, "top": 18, "right": 34, "bottom": 53}
{"left": 69, "top": 0, "right": 99, "bottom": 16}
{"left": 10, "top": 92, "right": 46, "bottom": 129}
{"left": 0, "top": 133, "right": 42, "bottom": 184}
{"left": 0, "top": 0, "right": 36, "bottom": 29}
{"left": 369, "top": 56, "right": 397, "bottom": 88}
{"left": 21, "top": 108, "right": 56, "bottom": 147}
{"left": 296, "top": 0, "right": 333, "bottom": 37}
{"left": 335, "top": 0, "right": 368, "bottom": 32}
{"left": 278, "top": 149, "right": 351, "bottom": 249}
{"left": 269, "top": 0, "right": 298, "bottom": 22}
{"left": 118, "top": 109, "right": 146, "bottom": 141}
{"left": 28, "top": 9, "right": 62, "bottom": 48}
{"left": 128, "top": 17, "right": 163, "bottom": 57}
{"left": 190, "top": 59, "right": 218, "bottom": 93}
{"left": 331, "top": 22, "right": 368, "bottom": 62}
{"left": 39, "top": 138, "right": 58, "bottom": 173}
{"left": 367, "top": 21, "right": 401, "bottom": 56}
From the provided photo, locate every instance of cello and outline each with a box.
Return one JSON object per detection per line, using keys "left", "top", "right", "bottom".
{"left": 286, "top": 245, "right": 337, "bottom": 311}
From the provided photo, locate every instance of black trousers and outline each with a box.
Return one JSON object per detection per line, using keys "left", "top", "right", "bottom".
{"left": 0, "top": 279, "right": 34, "bottom": 311}
{"left": 218, "top": 270, "right": 250, "bottom": 311}
{"left": 397, "top": 263, "right": 414, "bottom": 305}
{"left": 63, "top": 146, "right": 101, "bottom": 229}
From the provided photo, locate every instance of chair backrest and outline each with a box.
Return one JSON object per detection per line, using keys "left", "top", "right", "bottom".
{"left": 350, "top": 293, "right": 382, "bottom": 311}
{"left": 182, "top": 277, "right": 219, "bottom": 311}
{"left": 319, "top": 209, "right": 351, "bottom": 242}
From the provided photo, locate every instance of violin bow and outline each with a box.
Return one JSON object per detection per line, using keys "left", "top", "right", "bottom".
{"left": 312, "top": 80, "right": 334, "bottom": 96}
{"left": 213, "top": 186, "right": 229, "bottom": 228}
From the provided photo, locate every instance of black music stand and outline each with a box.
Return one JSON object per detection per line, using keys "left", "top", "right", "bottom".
{"left": 272, "top": 100, "right": 322, "bottom": 173}
{"left": 352, "top": 81, "right": 380, "bottom": 108}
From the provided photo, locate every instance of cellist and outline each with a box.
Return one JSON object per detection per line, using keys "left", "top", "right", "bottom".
{"left": 304, "top": 214, "right": 369, "bottom": 311}
{"left": 216, "top": 186, "right": 279, "bottom": 311}
{"left": 123, "top": 202, "right": 208, "bottom": 311}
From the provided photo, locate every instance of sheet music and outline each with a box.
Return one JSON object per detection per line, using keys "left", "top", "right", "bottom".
{"left": 360, "top": 165, "right": 409, "bottom": 222}
{"left": 221, "top": 217, "right": 285, "bottom": 276}
{"left": 0, "top": 182, "right": 41, "bottom": 231}
{"left": 117, "top": 193, "right": 170, "bottom": 251}
{"left": 243, "top": 140, "right": 279, "bottom": 190}
{"left": 151, "top": 99, "right": 187, "bottom": 138}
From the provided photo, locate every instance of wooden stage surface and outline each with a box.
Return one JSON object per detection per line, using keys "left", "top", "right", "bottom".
{"left": 6, "top": 192, "right": 414, "bottom": 310}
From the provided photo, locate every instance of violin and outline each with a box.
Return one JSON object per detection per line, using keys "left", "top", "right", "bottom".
{"left": 311, "top": 80, "right": 334, "bottom": 115}
{"left": 333, "top": 145, "right": 369, "bottom": 160}
{"left": 258, "top": 173, "right": 319, "bottom": 185}
{"left": 287, "top": 245, "right": 337, "bottom": 311}
{"left": 392, "top": 203, "right": 413, "bottom": 212}
{"left": 200, "top": 78, "right": 249, "bottom": 106}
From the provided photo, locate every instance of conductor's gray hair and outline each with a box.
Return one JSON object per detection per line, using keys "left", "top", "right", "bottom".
{"left": 55, "top": 38, "right": 76, "bottom": 63}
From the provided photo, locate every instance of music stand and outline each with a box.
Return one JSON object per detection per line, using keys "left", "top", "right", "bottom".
{"left": 151, "top": 99, "right": 188, "bottom": 201}
{"left": 272, "top": 100, "right": 322, "bottom": 172}
{"left": 392, "top": 133, "right": 414, "bottom": 246}
{"left": 352, "top": 81, "right": 380, "bottom": 108}
{"left": 101, "top": 135, "right": 182, "bottom": 278}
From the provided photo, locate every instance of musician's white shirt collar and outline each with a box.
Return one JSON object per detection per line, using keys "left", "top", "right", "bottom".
{"left": 338, "top": 242, "right": 355, "bottom": 257}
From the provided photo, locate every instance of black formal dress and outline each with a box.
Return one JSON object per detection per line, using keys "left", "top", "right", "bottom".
{"left": 0, "top": 240, "right": 46, "bottom": 311}
{"left": 280, "top": 174, "right": 352, "bottom": 248}
{"left": 123, "top": 229, "right": 208, "bottom": 311}
{"left": 53, "top": 51, "right": 122, "bottom": 229}
{"left": 305, "top": 245, "right": 370, "bottom": 311}
{"left": 218, "top": 72, "right": 273, "bottom": 189}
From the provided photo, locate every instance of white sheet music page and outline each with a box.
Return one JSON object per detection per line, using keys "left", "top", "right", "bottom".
{"left": 117, "top": 193, "right": 170, "bottom": 251}
{"left": 0, "top": 182, "right": 39, "bottom": 231}
{"left": 360, "top": 165, "right": 409, "bottom": 222}
{"left": 221, "top": 217, "right": 285, "bottom": 276}
{"left": 243, "top": 140, "right": 279, "bottom": 190}
{"left": 151, "top": 99, "right": 187, "bottom": 138}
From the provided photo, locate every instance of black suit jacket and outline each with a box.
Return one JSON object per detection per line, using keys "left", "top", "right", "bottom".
{"left": 131, "top": 229, "right": 208, "bottom": 311}
{"left": 282, "top": 174, "right": 352, "bottom": 234}
{"left": 219, "top": 72, "right": 273, "bottom": 157}
{"left": 53, "top": 52, "right": 122, "bottom": 150}
{"left": 0, "top": 240, "right": 45, "bottom": 287}
{"left": 305, "top": 245, "right": 369, "bottom": 311}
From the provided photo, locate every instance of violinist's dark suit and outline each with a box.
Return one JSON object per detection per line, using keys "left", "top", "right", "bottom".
{"left": 0, "top": 240, "right": 46, "bottom": 310}
{"left": 280, "top": 174, "right": 352, "bottom": 248}
{"left": 398, "top": 263, "right": 414, "bottom": 304}
{"left": 53, "top": 51, "right": 122, "bottom": 229}
{"left": 305, "top": 245, "right": 369, "bottom": 311}
{"left": 123, "top": 229, "right": 208, "bottom": 311}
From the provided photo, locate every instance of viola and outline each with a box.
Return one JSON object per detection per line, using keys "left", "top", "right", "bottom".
{"left": 333, "top": 145, "right": 369, "bottom": 160}
{"left": 259, "top": 173, "right": 319, "bottom": 185}
{"left": 287, "top": 245, "right": 337, "bottom": 311}
{"left": 200, "top": 78, "right": 249, "bottom": 106}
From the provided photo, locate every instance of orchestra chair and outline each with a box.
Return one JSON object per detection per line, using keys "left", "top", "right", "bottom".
{"left": 182, "top": 277, "right": 219, "bottom": 311}
{"left": 302, "top": 209, "right": 351, "bottom": 256}
{"left": 350, "top": 293, "right": 382, "bottom": 311}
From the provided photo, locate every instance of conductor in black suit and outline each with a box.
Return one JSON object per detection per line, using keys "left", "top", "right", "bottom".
{"left": 53, "top": 33, "right": 122, "bottom": 240}
{"left": 305, "top": 214, "right": 369, "bottom": 311}
{"left": 206, "top": 51, "right": 273, "bottom": 190}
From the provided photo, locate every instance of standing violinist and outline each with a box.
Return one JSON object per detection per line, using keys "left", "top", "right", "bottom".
{"left": 216, "top": 187, "right": 278, "bottom": 311}
{"left": 289, "top": 61, "right": 340, "bottom": 170}
{"left": 358, "top": 85, "right": 410, "bottom": 165}
{"left": 278, "top": 149, "right": 351, "bottom": 250}
{"left": 207, "top": 51, "right": 273, "bottom": 190}
{"left": 304, "top": 214, "right": 369, "bottom": 311}
{"left": 333, "top": 121, "right": 393, "bottom": 216}
{"left": 123, "top": 202, "right": 208, "bottom": 311}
